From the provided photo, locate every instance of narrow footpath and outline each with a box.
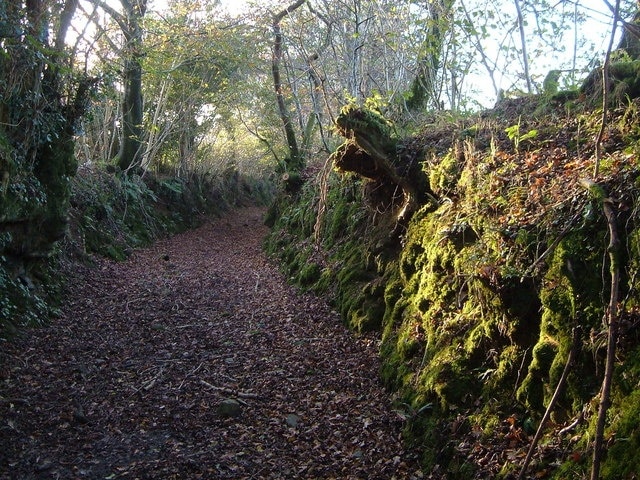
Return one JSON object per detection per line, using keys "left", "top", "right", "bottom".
{"left": 1, "top": 207, "right": 423, "bottom": 479}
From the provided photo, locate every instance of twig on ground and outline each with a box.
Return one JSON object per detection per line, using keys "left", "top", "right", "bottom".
{"left": 143, "top": 366, "right": 165, "bottom": 391}
{"left": 558, "top": 410, "right": 584, "bottom": 436}
{"left": 0, "top": 397, "right": 30, "bottom": 405}
{"left": 199, "top": 379, "right": 261, "bottom": 400}
{"left": 128, "top": 367, "right": 165, "bottom": 397}
{"left": 178, "top": 362, "right": 204, "bottom": 390}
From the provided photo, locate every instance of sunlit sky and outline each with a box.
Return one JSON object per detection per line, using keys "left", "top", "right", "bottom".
{"left": 148, "top": 0, "right": 251, "bottom": 15}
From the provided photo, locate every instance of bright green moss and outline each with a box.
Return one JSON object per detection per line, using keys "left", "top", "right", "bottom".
{"left": 297, "top": 262, "right": 321, "bottom": 287}
{"left": 595, "top": 346, "right": 640, "bottom": 479}
{"left": 516, "top": 336, "right": 558, "bottom": 410}
{"left": 417, "top": 342, "right": 476, "bottom": 410}
{"left": 429, "top": 147, "right": 461, "bottom": 196}
{"left": 517, "top": 230, "right": 605, "bottom": 413}
{"left": 600, "top": 389, "right": 640, "bottom": 478}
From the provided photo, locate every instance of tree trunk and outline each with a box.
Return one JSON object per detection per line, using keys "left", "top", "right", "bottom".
{"left": 514, "top": 0, "right": 533, "bottom": 94}
{"left": 272, "top": 0, "right": 305, "bottom": 174}
{"left": 1, "top": 0, "right": 88, "bottom": 257}
{"left": 118, "top": 55, "right": 144, "bottom": 172}
{"left": 581, "top": 2, "right": 640, "bottom": 101}
{"left": 116, "top": 0, "right": 147, "bottom": 173}
{"left": 333, "top": 106, "right": 436, "bottom": 230}
{"left": 407, "top": 0, "right": 454, "bottom": 111}
{"left": 178, "top": 115, "right": 198, "bottom": 178}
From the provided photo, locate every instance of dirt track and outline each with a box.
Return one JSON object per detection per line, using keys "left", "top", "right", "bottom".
{"left": 0, "top": 207, "right": 423, "bottom": 479}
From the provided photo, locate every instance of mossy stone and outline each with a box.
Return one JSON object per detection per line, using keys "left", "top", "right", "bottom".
{"left": 217, "top": 398, "right": 242, "bottom": 418}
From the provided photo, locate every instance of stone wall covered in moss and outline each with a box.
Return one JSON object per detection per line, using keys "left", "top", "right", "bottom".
{"left": 266, "top": 99, "right": 640, "bottom": 478}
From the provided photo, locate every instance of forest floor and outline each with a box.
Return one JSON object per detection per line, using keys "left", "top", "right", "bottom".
{"left": 0, "top": 206, "right": 424, "bottom": 479}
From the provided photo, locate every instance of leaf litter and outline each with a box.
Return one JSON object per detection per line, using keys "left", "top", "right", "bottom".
{"left": 0, "top": 207, "right": 424, "bottom": 479}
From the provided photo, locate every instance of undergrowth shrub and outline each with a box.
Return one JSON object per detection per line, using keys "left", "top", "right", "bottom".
{"left": 65, "top": 164, "right": 275, "bottom": 261}
{"left": 265, "top": 170, "right": 389, "bottom": 332}
{"left": 0, "top": 257, "right": 50, "bottom": 336}
{"left": 67, "top": 167, "right": 164, "bottom": 260}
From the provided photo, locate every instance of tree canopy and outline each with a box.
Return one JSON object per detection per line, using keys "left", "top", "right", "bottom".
{"left": 44, "top": 0, "right": 639, "bottom": 176}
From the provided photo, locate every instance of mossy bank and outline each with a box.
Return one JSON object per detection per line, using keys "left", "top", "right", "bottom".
{"left": 266, "top": 97, "right": 640, "bottom": 478}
